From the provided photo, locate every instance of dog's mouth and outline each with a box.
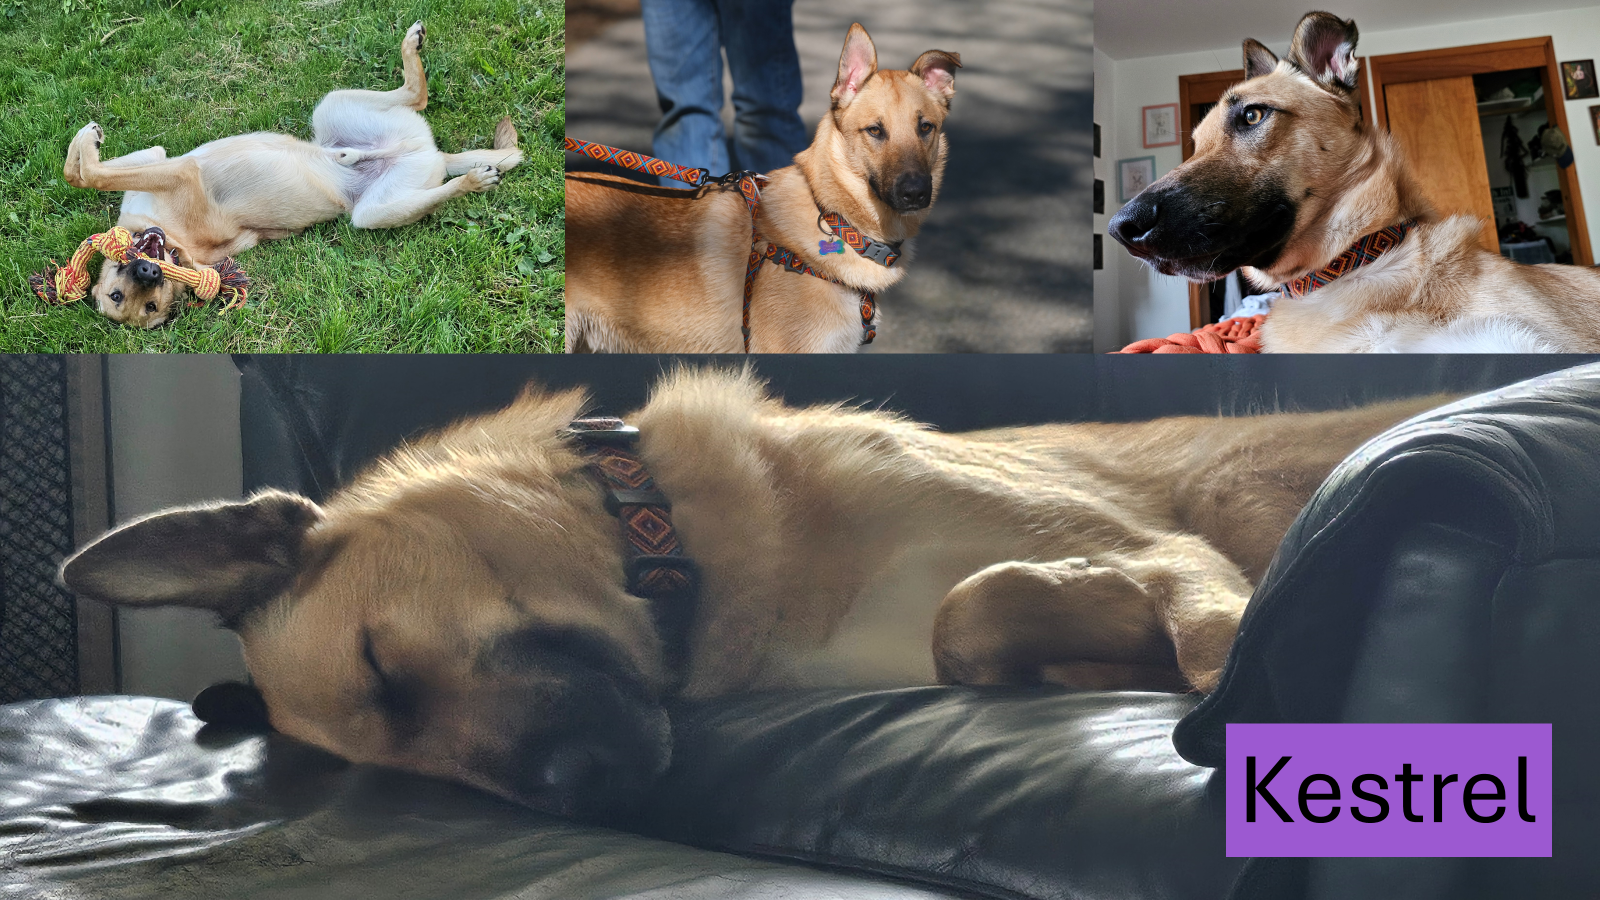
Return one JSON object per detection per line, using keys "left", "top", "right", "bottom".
{"left": 129, "top": 226, "right": 172, "bottom": 264}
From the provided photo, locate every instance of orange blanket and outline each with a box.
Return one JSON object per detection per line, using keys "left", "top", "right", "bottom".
{"left": 1117, "top": 315, "right": 1265, "bottom": 354}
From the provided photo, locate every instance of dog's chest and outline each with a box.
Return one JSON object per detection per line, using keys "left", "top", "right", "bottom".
{"left": 118, "top": 191, "right": 158, "bottom": 223}
{"left": 759, "top": 537, "right": 1020, "bottom": 688}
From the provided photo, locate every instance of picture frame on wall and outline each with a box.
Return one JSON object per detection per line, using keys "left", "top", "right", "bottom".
{"left": 1118, "top": 156, "right": 1157, "bottom": 202}
{"left": 1142, "top": 103, "right": 1179, "bottom": 148}
{"left": 1561, "top": 60, "right": 1598, "bottom": 100}
{"left": 1591, "top": 105, "right": 1600, "bottom": 146}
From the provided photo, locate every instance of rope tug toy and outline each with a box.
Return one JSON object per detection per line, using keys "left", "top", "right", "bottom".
{"left": 29, "top": 226, "right": 249, "bottom": 312}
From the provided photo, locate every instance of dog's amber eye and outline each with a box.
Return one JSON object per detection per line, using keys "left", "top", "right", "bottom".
{"left": 865, "top": 124, "right": 885, "bottom": 138}
{"left": 918, "top": 121, "right": 935, "bottom": 136}
{"left": 1243, "top": 107, "right": 1267, "bottom": 127}
{"left": 144, "top": 302, "right": 157, "bottom": 313}
{"left": 110, "top": 290, "right": 123, "bottom": 304}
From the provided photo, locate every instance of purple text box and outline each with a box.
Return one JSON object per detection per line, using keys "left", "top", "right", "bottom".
{"left": 1226, "top": 723, "right": 1551, "bottom": 857}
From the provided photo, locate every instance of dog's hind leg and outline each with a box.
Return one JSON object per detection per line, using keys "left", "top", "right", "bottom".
{"left": 321, "top": 21, "right": 429, "bottom": 117}
{"left": 350, "top": 163, "right": 501, "bottom": 229}
{"left": 443, "top": 118, "right": 522, "bottom": 174}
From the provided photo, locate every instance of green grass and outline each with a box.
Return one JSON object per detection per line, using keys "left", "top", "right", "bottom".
{"left": 0, "top": 0, "right": 564, "bottom": 351}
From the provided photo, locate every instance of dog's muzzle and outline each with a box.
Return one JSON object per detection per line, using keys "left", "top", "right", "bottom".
{"left": 1108, "top": 181, "right": 1297, "bottom": 281}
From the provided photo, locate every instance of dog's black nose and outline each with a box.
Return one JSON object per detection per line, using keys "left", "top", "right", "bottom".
{"left": 1109, "top": 193, "right": 1162, "bottom": 251}
{"left": 891, "top": 172, "right": 932, "bottom": 210}
{"left": 130, "top": 259, "right": 163, "bottom": 287}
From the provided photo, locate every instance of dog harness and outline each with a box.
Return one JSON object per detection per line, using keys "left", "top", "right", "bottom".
{"left": 566, "top": 417, "right": 699, "bottom": 683}
{"left": 29, "top": 225, "right": 250, "bottom": 310}
{"left": 566, "top": 137, "right": 898, "bottom": 351}
{"left": 1280, "top": 220, "right": 1418, "bottom": 298}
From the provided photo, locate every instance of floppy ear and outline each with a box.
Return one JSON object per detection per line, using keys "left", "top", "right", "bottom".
{"left": 1243, "top": 38, "right": 1280, "bottom": 80}
{"left": 831, "top": 23, "right": 878, "bottom": 109}
{"left": 1286, "top": 11, "right": 1360, "bottom": 93}
{"left": 60, "top": 490, "right": 323, "bottom": 628}
{"left": 910, "top": 50, "right": 961, "bottom": 104}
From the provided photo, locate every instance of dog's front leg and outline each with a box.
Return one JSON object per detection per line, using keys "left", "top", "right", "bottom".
{"left": 63, "top": 122, "right": 104, "bottom": 188}
{"left": 933, "top": 534, "right": 1253, "bottom": 693}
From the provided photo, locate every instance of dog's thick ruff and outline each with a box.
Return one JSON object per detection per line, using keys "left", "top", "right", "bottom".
{"left": 59, "top": 368, "right": 1444, "bottom": 813}
{"left": 60, "top": 21, "right": 521, "bottom": 328}
{"left": 1108, "top": 10, "right": 1600, "bottom": 353}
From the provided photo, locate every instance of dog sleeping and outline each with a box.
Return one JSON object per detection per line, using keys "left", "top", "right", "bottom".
{"left": 1109, "top": 11, "right": 1600, "bottom": 353}
{"left": 565, "top": 24, "right": 960, "bottom": 353}
{"left": 57, "top": 21, "right": 521, "bottom": 328}
{"left": 60, "top": 368, "right": 1446, "bottom": 818}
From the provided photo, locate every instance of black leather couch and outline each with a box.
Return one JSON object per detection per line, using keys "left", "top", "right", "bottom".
{"left": 3, "top": 354, "right": 1598, "bottom": 900}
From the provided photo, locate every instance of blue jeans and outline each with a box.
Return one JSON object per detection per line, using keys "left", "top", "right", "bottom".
{"left": 640, "top": 0, "right": 808, "bottom": 187}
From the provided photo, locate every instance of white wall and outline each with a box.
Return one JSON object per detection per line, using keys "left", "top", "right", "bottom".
{"left": 1097, "top": 5, "right": 1600, "bottom": 346}
{"left": 108, "top": 355, "right": 247, "bottom": 701}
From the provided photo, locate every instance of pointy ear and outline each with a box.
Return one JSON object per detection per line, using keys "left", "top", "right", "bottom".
{"left": 910, "top": 50, "right": 961, "bottom": 104}
{"left": 831, "top": 23, "right": 878, "bottom": 109}
{"left": 1244, "top": 38, "right": 1280, "bottom": 80}
{"left": 60, "top": 490, "right": 323, "bottom": 628}
{"left": 1286, "top": 11, "right": 1360, "bottom": 93}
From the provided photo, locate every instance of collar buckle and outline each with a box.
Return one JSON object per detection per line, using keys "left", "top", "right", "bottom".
{"left": 860, "top": 241, "right": 897, "bottom": 267}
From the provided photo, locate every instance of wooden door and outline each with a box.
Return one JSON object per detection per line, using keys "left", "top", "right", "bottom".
{"left": 1384, "top": 77, "right": 1498, "bottom": 252}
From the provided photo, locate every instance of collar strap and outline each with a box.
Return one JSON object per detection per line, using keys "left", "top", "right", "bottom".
{"left": 1282, "top": 220, "right": 1418, "bottom": 298}
{"left": 820, "top": 212, "right": 901, "bottom": 267}
{"left": 566, "top": 418, "right": 699, "bottom": 683}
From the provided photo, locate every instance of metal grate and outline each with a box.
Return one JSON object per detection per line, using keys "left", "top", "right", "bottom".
{"left": 0, "top": 357, "right": 77, "bottom": 703}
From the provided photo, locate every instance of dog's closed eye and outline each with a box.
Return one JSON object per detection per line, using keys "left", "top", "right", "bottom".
{"left": 363, "top": 630, "right": 423, "bottom": 728}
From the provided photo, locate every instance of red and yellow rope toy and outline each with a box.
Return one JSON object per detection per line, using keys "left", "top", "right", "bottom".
{"left": 29, "top": 226, "right": 249, "bottom": 312}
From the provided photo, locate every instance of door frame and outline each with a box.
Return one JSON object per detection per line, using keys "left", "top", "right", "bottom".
{"left": 1367, "top": 37, "right": 1593, "bottom": 266}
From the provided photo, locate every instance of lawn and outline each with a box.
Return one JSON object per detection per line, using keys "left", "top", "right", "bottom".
{"left": 0, "top": 0, "right": 564, "bottom": 352}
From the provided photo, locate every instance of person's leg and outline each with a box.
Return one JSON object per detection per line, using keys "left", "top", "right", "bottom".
{"left": 640, "top": 0, "right": 728, "bottom": 186}
{"left": 720, "top": 0, "right": 808, "bottom": 173}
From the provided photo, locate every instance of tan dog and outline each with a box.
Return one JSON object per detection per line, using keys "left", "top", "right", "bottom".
{"left": 1109, "top": 11, "right": 1600, "bottom": 353}
{"left": 61, "top": 368, "right": 1443, "bottom": 815}
{"left": 62, "top": 21, "right": 522, "bottom": 328}
{"left": 565, "top": 24, "right": 960, "bottom": 352}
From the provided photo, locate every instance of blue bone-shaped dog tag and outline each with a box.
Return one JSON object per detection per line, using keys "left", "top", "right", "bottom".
{"left": 819, "top": 240, "right": 845, "bottom": 255}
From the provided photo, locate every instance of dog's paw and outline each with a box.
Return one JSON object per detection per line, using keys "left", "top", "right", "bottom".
{"left": 405, "top": 20, "right": 425, "bottom": 53}
{"left": 331, "top": 148, "right": 363, "bottom": 167}
{"left": 76, "top": 121, "right": 104, "bottom": 149}
{"left": 464, "top": 164, "right": 501, "bottom": 192}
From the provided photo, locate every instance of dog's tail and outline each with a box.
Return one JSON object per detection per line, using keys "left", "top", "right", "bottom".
{"left": 494, "top": 116, "right": 517, "bottom": 151}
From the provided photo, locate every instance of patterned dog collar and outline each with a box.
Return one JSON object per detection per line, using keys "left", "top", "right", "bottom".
{"left": 566, "top": 418, "right": 699, "bottom": 684}
{"left": 819, "top": 211, "right": 901, "bottom": 268}
{"left": 1281, "top": 220, "right": 1418, "bottom": 298}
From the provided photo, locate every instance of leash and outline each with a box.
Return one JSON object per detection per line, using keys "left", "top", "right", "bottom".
{"left": 29, "top": 225, "right": 249, "bottom": 311}
{"left": 1281, "top": 220, "right": 1418, "bottom": 298}
{"left": 566, "top": 417, "right": 699, "bottom": 686}
{"left": 567, "top": 136, "right": 895, "bottom": 351}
